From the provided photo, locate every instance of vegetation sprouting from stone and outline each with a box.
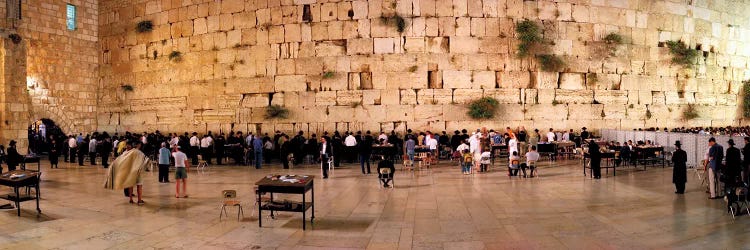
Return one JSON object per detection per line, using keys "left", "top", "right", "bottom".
{"left": 8, "top": 34, "right": 21, "bottom": 44}
{"left": 603, "top": 33, "right": 623, "bottom": 44}
{"left": 515, "top": 19, "right": 542, "bottom": 58}
{"left": 136, "top": 20, "right": 154, "bottom": 33}
{"left": 587, "top": 73, "right": 598, "bottom": 86}
{"left": 381, "top": 14, "right": 407, "bottom": 33}
{"left": 265, "top": 105, "right": 289, "bottom": 119}
{"left": 666, "top": 40, "right": 699, "bottom": 67}
{"left": 168, "top": 51, "right": 182, "bottom": 62}
{"left": 683, "top": 104, "right": 699, "bottom": 120}
{"left": 322, "top": 71, "right": 335, "bottom": 79}
{"left": 121, "top": 84, "right": 134, "bottom": 92}
{"left": 645, "top": 109, "right": 652, "bottom": 120}
{"left": 467, "top": 97, "right": 499, "bottom": 120}
{"left": 408, "top": 65, "right": 418, "bottom": 72}
{"left": 536, "top": 54, "right": 564, "bottom": 72}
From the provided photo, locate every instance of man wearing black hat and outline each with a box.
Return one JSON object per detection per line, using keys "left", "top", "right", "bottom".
{"left": 724, "top": 139, "right": 742, "bottom": 195}
{"left": 743, "top": 137, "right": 750, "bottom": 184}
{"left": 6, "top": 140, "right": 21, "bottom": 172}
{"left": 672, "top": 141, "right": 687, "bottom": 194}
{"left": 588, "top": 140, "right": 602, "bottom": 179}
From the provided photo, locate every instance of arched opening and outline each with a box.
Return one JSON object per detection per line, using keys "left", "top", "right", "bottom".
{"left": 28, "top": 118, "right": 66, "bottom": 154}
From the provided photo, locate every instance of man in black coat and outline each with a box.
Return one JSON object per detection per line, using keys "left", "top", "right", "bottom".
{"left": 319, "top": 137, "right": 332, "bottom": 179}
{"left": 724, "top": 139, "right": 742, "bottom": 193}
{"left": 672, "top": 141, "right": 687, "bottom": 194}
{"left": 6, "top": 140, "right": 21, "bottom": 172}
{"left": 588, "top": 140, "right": 601, "bottom": 179}
{"left": 359, "top": 131, "right": 373, "bottom": 174}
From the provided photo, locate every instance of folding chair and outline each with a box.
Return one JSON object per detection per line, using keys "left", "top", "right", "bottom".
{"left": 196, "top": 155, "right": 209, "bottom": 171}
{"left": 220, "top": 190, "right": 244, "bottom": 221}
{"left": 378, "top": 168, "right": 394, "bottom": 189}
{"left": 402, "top": 155, "right": 413, "bottom": 171}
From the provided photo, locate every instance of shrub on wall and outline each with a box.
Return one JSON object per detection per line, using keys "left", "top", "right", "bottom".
{"left": 121, "top": 84, "right": 134, "bottom": 92}
{"left": 136, "top": 20, "right": 154, "bottom": 33}
{"left": 265, "top": 105, "right": 289, "bottom": 119}
{"left": 168, "top": 51, "right": 182, "bottom": 62}
{"left": 380, "top": 14, "right": 407, "bottom": 33}
{"left": 515, "top": 19, "right": 542, "bottom": 58}
{"left": 603, "top": 33, "right": 623, "bottom": 44}
{"left": 683, "top": 104, "right": 699, "bottom": 120}
{"left": 536, "top": 54, "right": 564, "bottom": 72}
{"left": 467, "top": 97, "right": 499, "bottom": 120}
{"left": 666, "top": 40, "right": 699, "bottom": 67}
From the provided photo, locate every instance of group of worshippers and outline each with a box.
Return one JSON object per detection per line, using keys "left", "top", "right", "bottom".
{"left": 0, "top": 140, "right": 23, "bottom": 174}
{"left": 694, "top": 137, "right": 750, "bottom": 201}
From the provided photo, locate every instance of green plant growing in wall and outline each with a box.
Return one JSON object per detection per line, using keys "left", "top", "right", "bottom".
{"left": 551, "top": 100, "right": 561, "bottom": 106}
{"left": 322, "top": 71, "right": 335, "bottom": 79}
{"left": 515, "top": 19, "right": 543, "bottom": 58}
{"left": 743, "top": 81, "right": 750, "bottom": 118}
{"left": 265, "top": 105, "right": 290, "bottom": 119}
{"left": 121, "top": 84, "right": 134, "bottom": 92}
{"left": 8, "top": 34, "right": 21, "bottom": 44}
{"left": 645, "top": 109, "right": 652, "bottom": 120}
{"left": 169, "top": 51, "right": 182, "bottom": 62}
{"left": 381, "top": 14, "right": 407, "bottom": 33}
{"left": 603, "top": 33, "right": 623, "bottom": 45}
{"left": 601, "top": 109, "right": 606, "bottom": 118}
{"left": 536, "top": 54, "right": 565, "bottom": 72}
{"left": 666, "top": 40, "right": 700, "bottom": 68}
{"left": 408, "top": 65, "right": 418, "bottom": 72}
{"left": 467, "top": 97, "right": 499, "bottom": 120}
{"left": 135, "top": 20, "right": 154, "bottom": 33}
{"left": 683, "top": 104, "right": 699, "bottom": 120}
{"left": 350, "top": 101, "right": 362, "bottom": 108}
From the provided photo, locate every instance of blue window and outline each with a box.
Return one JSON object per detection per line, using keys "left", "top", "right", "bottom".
{"left": 66, "top": 4, "right": 76, "bottom": 30}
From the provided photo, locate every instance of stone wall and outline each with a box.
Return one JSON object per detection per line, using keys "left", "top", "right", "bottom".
{"left": 97, "top": 0, "right": 750, "bottom": 136}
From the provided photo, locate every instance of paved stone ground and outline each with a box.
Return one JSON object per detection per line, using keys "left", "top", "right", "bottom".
{"left": 0, "top": 158, "right": 746, "bottom": 249}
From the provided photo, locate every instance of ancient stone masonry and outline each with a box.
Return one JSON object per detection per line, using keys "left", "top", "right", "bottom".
{"left": 88, "top": 0, "right": 749, "bottom": 136}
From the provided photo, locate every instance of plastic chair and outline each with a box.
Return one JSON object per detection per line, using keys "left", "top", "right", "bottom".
{"left": 378, "top": 168, "right": 394, "bottom": 189}
{"left": 220, "top": 190, "right": 244, "bottom": 221}
{"left": 196, "top": 155, "right": 208, "bottom": 171}
{"left": 402, "top": 155, "right": 413, "bottom": 171}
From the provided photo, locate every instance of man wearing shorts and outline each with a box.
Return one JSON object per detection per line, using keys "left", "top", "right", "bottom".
{"left": 173, "top": 146, "right": 190, "bottom": 198}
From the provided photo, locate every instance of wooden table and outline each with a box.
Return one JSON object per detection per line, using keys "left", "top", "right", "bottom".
{"left": 21, "top": 155, "right": 41, "bottom": 171}
{"left": 0, "top": 170, "right": 41, "bottom": 216}
{"left": 583, "top": 152, "right": 616, "bottom": 177}
{"left": 255, "top": 175, "right": 314, "bottom": 230}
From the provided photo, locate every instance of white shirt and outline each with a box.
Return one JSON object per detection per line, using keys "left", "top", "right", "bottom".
{"left": 173, "top": 151, "right": 188, "bottom": 167}
{"left": 546, "top": 132, "right": 556, "bottom": 142}
{"left": 345, "top": 135, "right": 357, "bottom": 146}
{"left": 562, "top": 133, "right": 570, "bottom": 141}
{"left": 200, "top": 137, "right": 213, "bottom": 148}
{"left": 456, "top": 143, "right": 469, "bottom": 152}
{"left": 170, "top": 136, "right": 179, "bottom": 146}
{"left": 378, "top": 134, "right": 388, "bottom": 143}
{"left": 426, "top": 138, "right": 438, "bottom": 150}
{"left": 526, "top": 151, "right": 540, "bottom": 164}
{"left": 113, "top": 139, "right": 119, "bottom": 151}
{"left": 68, "top": 138, "right": 77, "bottom": 148}
{"left": 320, "top": 143, "right": 327, "bottom": 155}
{"left": 89, "top": 138, "right": 97, "bottom": 152}
{"left": 246, "top": 135, "right": 254, "bottom": 146}
{"left": 141, "top": 136, "right": 147, "bottom": 144}
{"left": 508, "top": 138, "right": 518, "bottom": 156}
{"left": 190, "top": 136, "right": 200, "bottom": 146}
{"left": 469, "top": 135, "right": 480, "bottom": 153}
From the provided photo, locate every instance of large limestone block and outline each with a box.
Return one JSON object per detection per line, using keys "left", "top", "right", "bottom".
{"left": 433, "top": 89, "right": 453, "bottom": 104}
{"left": 525, "top": 104, "right": 568, "bottom": 121}
{"left": 321, "top": 73, "right": 348, "bottom": 91}
{"left": 315, "top": 91, "right": 337, "bottom": 106}
{"left": 533, "top": 72, "right": 559, "bottom": 89}
{"left": 484, "top": 89, "right": 521, "bottom": 104}
{"left": 414, "top": 105, "right": 444, "bottom": 122}
{"left": 426, "top": 37, "right": 449, "bottom": 53}
{"left": 336, "top": 90, "right": 363, "bottom": 106}
{"left": 498, "top": 71, "right": 531, "bottom": 89}
{"left": 568, "top": 104, "right": 604, "bottom": 120}
{"left": 417, "top": 89, "right": 435, "bottom": 105}
{"left": 381, "top": 89, "right": 400, "bottom": 105}
{"left": 373, "top": 38, "right": 395, "bottom": 54}
{"left": 315, "top": 40, "right": 346, "bottom": 57}
{"left": 361, "top": 89, "right": 381, "bottom": 105}
{"left": 400, "top": 89, "right": 418, "bottom": 105}
{"left": 594, "top": 90, "right": 628, "bottom": 105}
{"left": 664, "top": 91, "right": 696, "bottom": 105}
{"left": 347, "top": 38, "right": 374, "bottom": 55}
{"left": 556, "top": 89, "right": 594, "bottom": 104}
{"left": 695, "top": 93, "right": 717, "bottom": 105}
{"left": 453, "top": 89, "right": 483, "bottom": 104}
{"left": 404, "top": 37, "right": 425, "bottom": 53}
{"left": 537, "top": 89, "right": 555, "bottom": 104}
{"left": 479, "top": 37, "right": 509, "bottom": 54}
{"left": 472, "top": 71, "right": 496, "bottom": 89}
{"left": 443, "top": 70, "right": 472, "bottom": 89}
{"left": 221, "top": 0, "right": 244, "bottom": 14}
{"left": 275, "top": 75, "right": 307, "bottom": 92}
{"left": 240, "top": 94, "right": 269, "bottom": 108}
{"left": 559, "top": 73, "right": 585, "bottom": 90}
{"left": 449, "top": 37, "right": 479, "bottom": 54}
{"left": 603, "top": 104, "right": 628, "bottom": 120}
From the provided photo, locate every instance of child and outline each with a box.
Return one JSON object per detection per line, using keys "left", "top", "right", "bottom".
{"left": 479, "top": 151, "right": 491, "bottom": 172}
{"left": 461, "top": 149, "right": 472, "bottom": 174}
{"left": 508, "top": 151, "right": 520, "bottom": 176}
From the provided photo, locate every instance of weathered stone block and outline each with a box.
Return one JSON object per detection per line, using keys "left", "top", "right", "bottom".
{"left": 594, "top": 90, "right": 629, "bottom": 105}
{"left": 449, "top": 37, "right": 479, "bottom": 54}
{"left": 472, "top": 71, "right": 496, "bottom": 89}
{"left": 556, "top": 89, "right": 594, "bottom": 104}
{"left": 275, "top": 75, "right": 307, "bottom": 92}
{"left": 400, "top": 89, "right": 418, "bottom": 105}
{"left": 315, "top": 91, "right": 337, "bottom": 106}
{"left": 373, "top": 38, "right": 395, "bottom": 54}
{"left": 443, "top": 70, "right": 472, "bottom": 89}
{"left": 453, "top": 89, "right": 483, "bottom": 104}
{"left": 559, "top": 73, "right": 585, "bottom": 90}
{"left": 484, "top": 89, "right": 521, "bottom": 104}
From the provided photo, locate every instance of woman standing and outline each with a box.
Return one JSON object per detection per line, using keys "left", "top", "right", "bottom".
{"left": 672, "top": 141, "right": 687, "bottom": 194}
{"left": 49, "top": 139, "right": 59, "bottom": 168}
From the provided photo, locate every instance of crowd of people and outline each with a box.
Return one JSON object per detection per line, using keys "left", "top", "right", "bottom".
{"left": 630, "top": 126, "right": 750, "bottom": 136}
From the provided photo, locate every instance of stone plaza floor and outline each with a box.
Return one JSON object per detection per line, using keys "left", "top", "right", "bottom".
{"left": 0, "top": 158, "right": 748, "bottom": 249}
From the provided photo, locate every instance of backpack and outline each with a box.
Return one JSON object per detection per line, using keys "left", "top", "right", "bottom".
{"left": 463, "top": 153, "right": 473, "bottom": 163}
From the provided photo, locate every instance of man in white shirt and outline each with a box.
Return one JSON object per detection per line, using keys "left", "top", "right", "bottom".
{"left": 523, "top": 145, "right": 541, "bottom": 178}
{"left": 200, "top": 135, "right": 213, "bottom": 164}
{"left": 89, "top": 137, "right": 98, "bottom": 165}
{"left": 173, "top": 146, "right": 189, "bottom": 198}
{"left": 68, "top": 135, "right": 78, "bottom": 163}
{"left": 378, "top": 132, "right": 388, "bottom": 144}
{"left": 344, "top": 132, "right": 357, "bottom": 163}
{"left": 189, "top": 132, "right": 200, "bottom": 165}
{"left": 562, "top": 130, "right": 570, "bottom": 141}
{"left": 546, "top": 128, "right": 556, "bottom": 142}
